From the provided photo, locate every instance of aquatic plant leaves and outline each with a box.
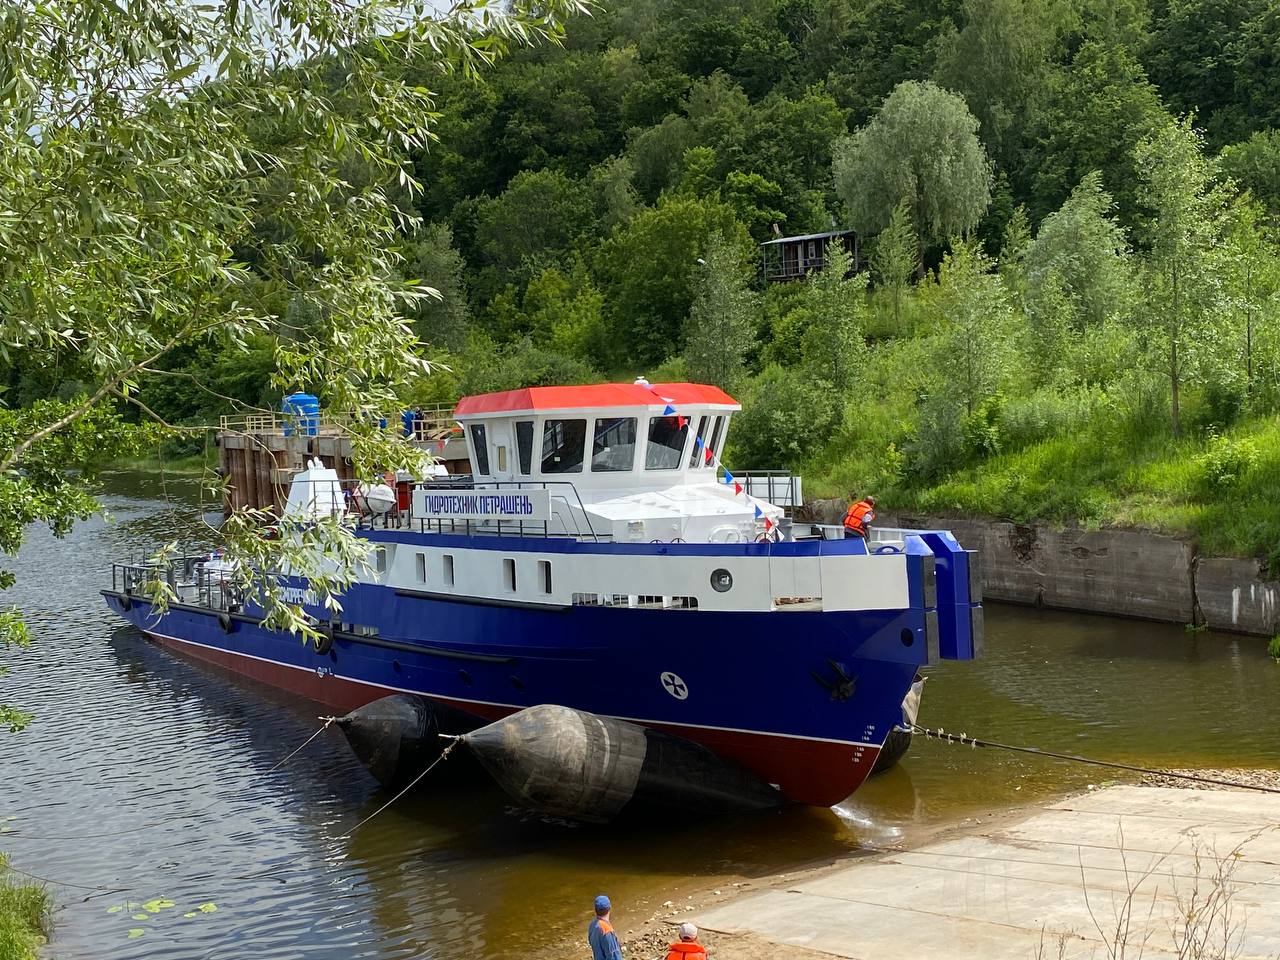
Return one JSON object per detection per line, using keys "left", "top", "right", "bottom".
{"left": 131, "top": 914, "right": 149, "bottom": 921}
{"left": 143, "top": 898, "right": 176, "bottom": 913}
{"left": 107, "top": 905, "right": 123, "bottom": 914}
{"left": 197, "top": 902, "right": 218, "bottom": 914}
{"left": 127, "top": 929, "right": 146, "bottom": 939}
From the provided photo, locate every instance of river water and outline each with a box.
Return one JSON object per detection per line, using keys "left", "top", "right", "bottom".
{"left": 2, "top": 472, "right": 1278, "bottom": 959}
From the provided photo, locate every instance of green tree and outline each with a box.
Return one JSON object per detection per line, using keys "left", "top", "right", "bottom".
{"left": 1025, "top": 172, "right": 1133, "bottom": 331}
{"left": 928, "top": 239, "right": 1017, "bottom": 417}
{"left": 1144, "top": 0, "right": 1267, "bottom": 147}
{"left": 1024, "top": 41, "right": 1170, "bottom": 229}
{"left": 473, "top": 168, "right": 595, "bottom": 291}
{"left": 0, "top": 0, "right": 590, "bottom": 727}
{"left": 595, "top": 194, "right": 750, "bottom": 365}
{"left": 801, "top": 244, "right": 869, "bottom": 391}
{"left": 685, "top": 234, "right": 759, "bottom": 391}
{"left": 1134, "top": 118, "right": 1230, "bottom": 436}
{"left": 402, "top": 224, "right": 471, "bottom": 351}
{"left": 870, "top": 199, "right": 918, "bottom": 331}
{"left": 1219, "top": 129, "right": 1280, "bottom": 219}
{"left": 729, "top": 364, "right": 841, "bottom": 469}
{"left": 998, "top": 204, "right": 1033, "bottom": 303}
{"left": 832, "top": 81, "right": 992, "bottom": 272}
{"left": 932, "top": 0, "right": 1062, "bottom": 167}
{"left": 1220, "top": 199, "right": 1280, "bottom": 399}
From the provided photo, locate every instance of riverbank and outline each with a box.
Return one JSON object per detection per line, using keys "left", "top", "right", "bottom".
{"left": 803, "top": 500, "right": 1280, "bottom": 638}
{"left": 0, "top": 856, "right": 49, "bottom": 960}
{"left": 672, "top": 781, "right": 1280, "bottom": 960}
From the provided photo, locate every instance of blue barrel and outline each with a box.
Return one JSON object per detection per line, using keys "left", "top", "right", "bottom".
{"left": 282, "top": 392, "right": 320, "bottom": 437}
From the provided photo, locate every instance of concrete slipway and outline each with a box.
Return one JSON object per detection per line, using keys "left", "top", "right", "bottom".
{"left": 694, "top": 786, "right": 1280, "bottom": 959}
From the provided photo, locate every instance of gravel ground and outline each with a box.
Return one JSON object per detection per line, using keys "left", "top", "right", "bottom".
{"left": 1138, "top": 767, "right": 1280, "bottom": 792}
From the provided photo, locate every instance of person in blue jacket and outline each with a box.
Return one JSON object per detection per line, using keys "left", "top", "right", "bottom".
{"left": 587, "top": 894, "right": 623, "bottom": 960}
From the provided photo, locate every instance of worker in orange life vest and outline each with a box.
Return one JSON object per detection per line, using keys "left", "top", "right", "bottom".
{"left": 588, "top": 895, "right": 623, "bottom": 960}
{"left": 666, "top": 922, "right": 709, "bottom": 960}
{"left": 843, "top": 495, "right": 876, "bottom": 539}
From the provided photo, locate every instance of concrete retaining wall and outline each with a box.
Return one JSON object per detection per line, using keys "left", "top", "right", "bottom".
{"left": 803, "top": 499, "right": 1278, "bottom": 637}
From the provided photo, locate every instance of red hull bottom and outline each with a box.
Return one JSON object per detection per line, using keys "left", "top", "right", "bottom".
{"left": 143, "top": 629, "right": 878, "bottom": 806}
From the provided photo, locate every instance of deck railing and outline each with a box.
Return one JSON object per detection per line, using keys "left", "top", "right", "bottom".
{"left": 218, "top": 403, "right": 458, "bottom": 442}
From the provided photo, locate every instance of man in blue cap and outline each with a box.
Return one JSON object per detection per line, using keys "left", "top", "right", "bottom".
{"left": 588, "top": 894, "right": 623, "bottom": 960}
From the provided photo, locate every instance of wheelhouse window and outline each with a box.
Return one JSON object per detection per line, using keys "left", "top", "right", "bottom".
{"left": 592, "top": 417, "right": 637, "bottom": 472}
{"left": 469, "top": 424, "right": 490, "bottom": 475}
{"left": 515, "top": 421, "right": 534, "bottom": 475}
{"left": 541, "top": 419, "right": 586, "bottom": 474}
{"left": 645, "top": 416, "right": 688, "bottom": 470}
{"left": 707, "top": 415, "right": 726, "bottom": 461}
{"left": 688, "top": 416, "right": 711, "bottom": 468}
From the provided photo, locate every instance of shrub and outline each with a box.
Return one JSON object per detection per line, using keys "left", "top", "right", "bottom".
{"left": 1269, "top": 634, "right": 1280, "bottom": 660}
{"left": 728, "top": 365, "right": 841, "bottom": 469}
{"left": 1193, "top": 432, "right": 1259, "bottom": 493}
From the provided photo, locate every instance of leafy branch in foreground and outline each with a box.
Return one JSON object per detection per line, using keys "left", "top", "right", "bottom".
{"left": 0, "top": 0, "right": 593, "bottom": 727}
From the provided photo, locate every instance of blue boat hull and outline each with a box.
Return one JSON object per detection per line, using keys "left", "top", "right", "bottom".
{"left": 103, "top": 583, "right": 928, "bottom": 806}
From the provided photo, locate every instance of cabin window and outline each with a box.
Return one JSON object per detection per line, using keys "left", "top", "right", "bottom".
{"left": 469, "top": 424, "right": 490, "bottom": 475}
{"left": 503, "top": 557, "right": 517, "bottom": 592}
{"left": 645, "top": 416, "right": 688, "bottom": 470}
{"left": 807, "top": 240, "right": 817, "bottom": 260}
{"left": 415, "top": 552, "right": 426, "bottom": 583}
{"left": 538, "top": 560, "right": 552, "bottom": 595}
{"left": 515, "top": 420, "right": 534, "bottom": 475}
{"left": 688, "top": 416, "right": 711, "bottom": 468}
{"left": 443, "top": 554, "right": 455, "bottom": 586}
{"left": 591, "top": 417, "right": 637, "bottom": 472}
{"left": 708, "top": 416, "right": 726, "bottom": 461}
{"left": 496, "top": 445, "right": 508, "bottom": 472}
{"left": 541, "top": 419, "right": 586, "bottom": 474}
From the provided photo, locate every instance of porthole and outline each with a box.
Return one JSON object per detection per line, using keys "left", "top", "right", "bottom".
{"left": 900, "top": 628, "right": 914, "bottom": 647}
{"left": 710, "top": 568, "right": 733, "bottom": 593}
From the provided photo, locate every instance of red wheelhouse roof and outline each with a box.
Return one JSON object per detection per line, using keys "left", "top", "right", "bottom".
{"left": 454, "top": 382, "right": 740, "bottom": 417}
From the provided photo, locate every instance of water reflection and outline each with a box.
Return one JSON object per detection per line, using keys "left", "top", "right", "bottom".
{"left": 1, "top": 472, "right": 1277, "bottom": 959}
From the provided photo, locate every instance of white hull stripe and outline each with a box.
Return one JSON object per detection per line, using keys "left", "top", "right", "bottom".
{"left": 142, "top": 628, "right": 883, "bottom": 752}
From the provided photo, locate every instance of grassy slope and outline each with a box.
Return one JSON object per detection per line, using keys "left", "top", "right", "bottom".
{"left": 0, "top": 857, "right": 49, "bottom": 960}
{"left": 866, "top": 415, "right": 1280, "bottom": 566}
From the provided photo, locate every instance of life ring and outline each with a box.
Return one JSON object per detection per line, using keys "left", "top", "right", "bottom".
{"left": 314, "top": 624, "right": 335, "bottom": 655}
{"left": 217, "top": 612, "right": 234, "bottom": 633}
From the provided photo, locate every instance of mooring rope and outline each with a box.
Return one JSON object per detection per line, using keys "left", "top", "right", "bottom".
{"left": 904, "top": 723, "right": 1280, "bottom": 795}
{"left": 0, "top": 717, "right": 337, "bottom": 842}
{"left": 234, "top": 739, "right": 458, "bottom": 883}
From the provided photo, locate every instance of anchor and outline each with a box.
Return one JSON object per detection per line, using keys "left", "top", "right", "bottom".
{"left": 811, "top": 658, "right": 856, "bottom": 701}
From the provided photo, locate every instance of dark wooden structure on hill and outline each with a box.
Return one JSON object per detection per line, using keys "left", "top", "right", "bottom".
{"left": 760, "top": 229, "right": 859, "bottom": 282}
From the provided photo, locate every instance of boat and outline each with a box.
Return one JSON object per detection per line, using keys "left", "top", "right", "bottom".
{"left": 102, "top": 381, "right": 982, "bottom": 807}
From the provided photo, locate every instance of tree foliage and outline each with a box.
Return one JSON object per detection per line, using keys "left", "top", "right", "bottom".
{"left": 685, "top": 234, "right": 758, "bottom": 391}
{"left": 833, "top": 81, "right": 993, "bottom": 258}
{"left": 0, "top": 0, "right": 591, "bottom": 725}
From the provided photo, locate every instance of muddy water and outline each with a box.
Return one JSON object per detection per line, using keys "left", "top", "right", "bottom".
{"left": 1, "top": 471, "right": 1277, "bottom": 959}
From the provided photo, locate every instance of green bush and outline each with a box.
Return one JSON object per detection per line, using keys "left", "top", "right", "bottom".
{"left": 1268, "top": 634, "right": 1280, "bottom": 660}
{"left": 1193, "top": 432, "right": 1259, "bottom": 493}
{"left": 729, "top": 365, "right": 841, "bottom": 470}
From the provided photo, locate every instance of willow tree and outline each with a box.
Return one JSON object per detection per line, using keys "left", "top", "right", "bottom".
{"left": 832, "top": 81, "right": 992, "bottom": 274}
{"left": 0, "top": 0, "right": 590, "bottom": 731}
{"left": 685, "top": 234, "right": 759, "bottom": 392}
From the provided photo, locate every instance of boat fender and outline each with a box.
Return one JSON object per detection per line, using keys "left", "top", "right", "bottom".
{"left": 314, "top": 624, "right": 335, "bottom": 655}
{"left": 875, "top": 544, "right": 901, "bottom": 555}
{"left": 217, "top": 611, "right": 234, "bottom": 633}
{"left": 120, "top": 590, "right": 133, "bottom": 612}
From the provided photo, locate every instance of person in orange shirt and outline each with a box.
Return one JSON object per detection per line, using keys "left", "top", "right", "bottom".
{"left": 666, "top": 922, "right": 708, "bottom": 959}
{"left": 843, "top": 494, "right": 876, "bottom": 539}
